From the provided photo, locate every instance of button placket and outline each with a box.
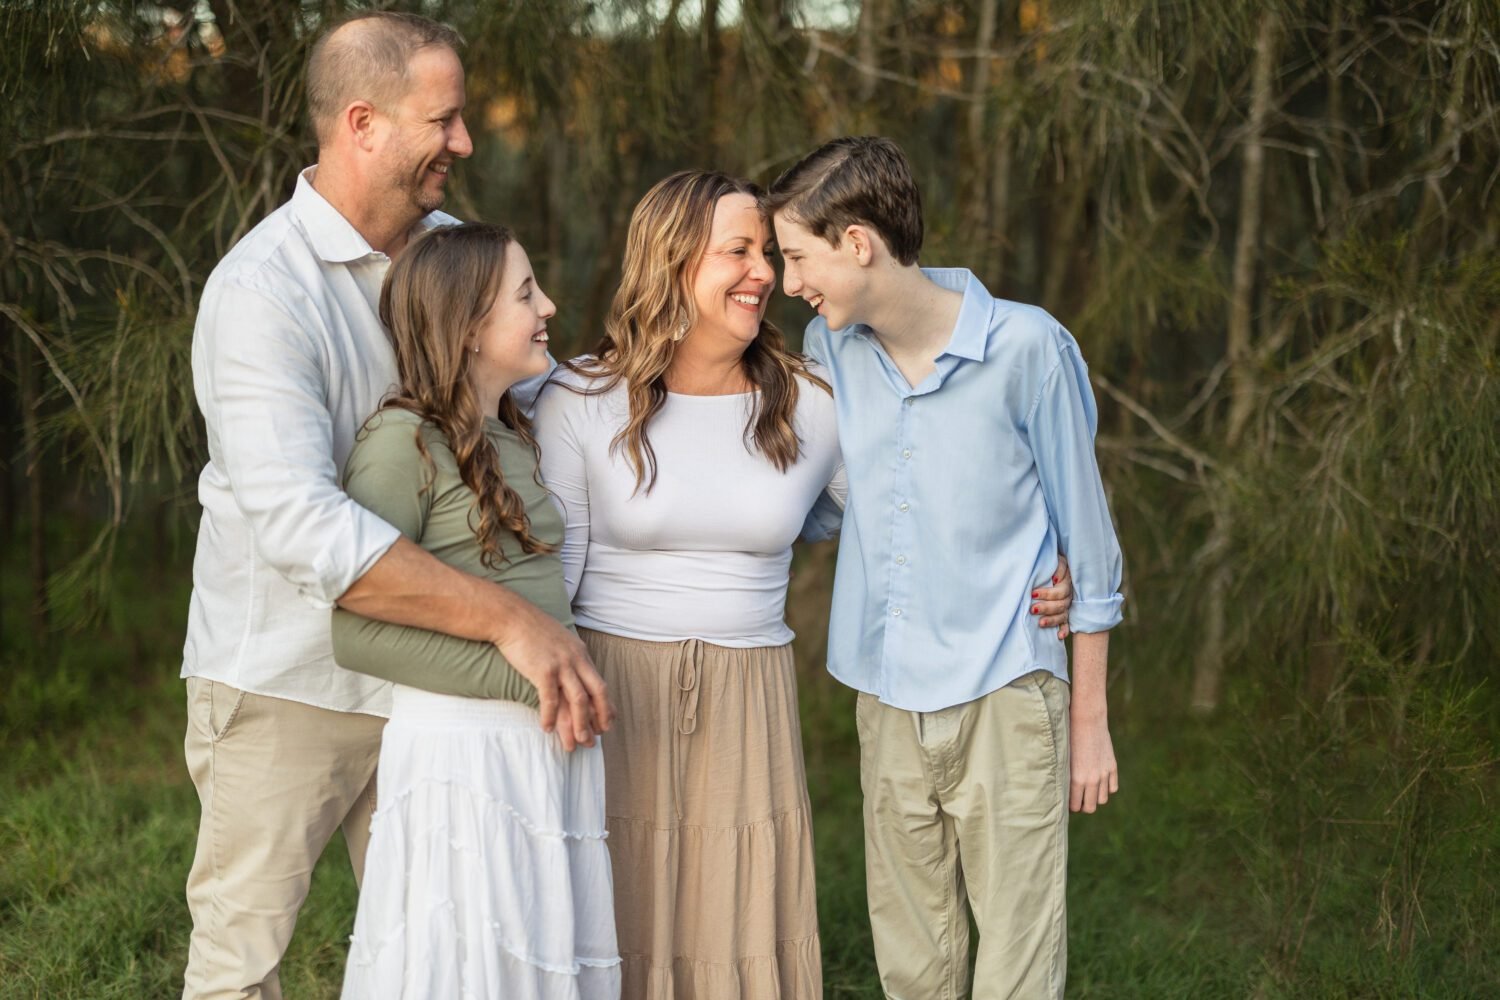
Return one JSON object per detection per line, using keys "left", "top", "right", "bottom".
{"left": 882, "top": 391, "right": 915, "bottom": 688}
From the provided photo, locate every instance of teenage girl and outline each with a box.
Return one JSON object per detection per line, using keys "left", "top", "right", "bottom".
{"left": 334, "top": 223, "right": 620, "bottom": 999}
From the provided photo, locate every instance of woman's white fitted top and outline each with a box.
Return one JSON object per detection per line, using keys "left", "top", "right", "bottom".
{"left": 533, "top": 363, "right": 844, "bottom": 648}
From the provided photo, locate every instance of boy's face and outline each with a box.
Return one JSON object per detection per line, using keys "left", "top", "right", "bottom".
{"left": 773, "top": 214, "right": 865, "bottom": 331}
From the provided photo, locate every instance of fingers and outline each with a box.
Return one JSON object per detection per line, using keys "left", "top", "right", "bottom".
{"left": 535, "top": 674, "right": 559, "bottom": 735}
{"left": 1031, "top": 594, "right": 1071, "bottom": 634}
{"left": 578, "top": 661, "right": 614, "bottom": 733}
{"left": 1033, "top": 599, "right": 1069, "bottom": 624}
{"left": 553, "top": 702, "right": 580, "bottom": 753}
{"left": 1058, "top": 622, "right": 1070, "bottom": 641}
{"left": 1071, "top": 776, "right": 1099, "bottom": 813}
{"left": 1070, "top": 771, "right": 1118, "bottom": 813}
{"left": 1054, "top": 552, "right": 1071, "bottom": 583}
{"left": 1033, "top": 582, "right": 1070, "bottom": 602}
{"left": 556, "top": 667, "right": 596, "bottom": 748}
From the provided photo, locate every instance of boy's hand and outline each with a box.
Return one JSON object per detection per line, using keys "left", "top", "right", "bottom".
{"left": 1031, "top": 552, "right": 1073, "bottom": 639}
{"left": 1069, "top": 713, "right": 1118, "bottom": 813}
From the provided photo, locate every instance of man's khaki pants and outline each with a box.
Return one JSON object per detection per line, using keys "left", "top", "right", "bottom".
{"left": 181, "top": 678, "right": 385, "bottom": 1000}
{"left": 857, "top": 670, "right": 1071, "bottom": 1000}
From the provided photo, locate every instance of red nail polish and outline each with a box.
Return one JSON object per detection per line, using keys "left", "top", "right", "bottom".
{"left": 1031, "top": 590, "right": 1039, "bottom": 599}
{"left": 1031, "top": 605, "right": 1039, "bottom": 614}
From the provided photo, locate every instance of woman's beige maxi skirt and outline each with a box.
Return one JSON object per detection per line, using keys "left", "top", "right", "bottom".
{"left": 580, "top": 628, "right": 822, "bottom": 999}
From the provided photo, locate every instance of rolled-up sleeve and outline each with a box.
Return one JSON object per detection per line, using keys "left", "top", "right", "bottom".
{"left": 1026, "top": 345, "right": 1125, "bottom": 633}
{"left": 197, "top": 280, "right": 400, "bottom": 607}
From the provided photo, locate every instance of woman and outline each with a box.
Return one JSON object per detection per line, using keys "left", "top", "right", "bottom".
{"left": 533, "top": 172, "right": 835, "bottom": 997}
{"left": 333, "top": 223, "right": 620, "bottom": 999}
{"left": 534, "top": 172, "right": 1073, "bottom": 997}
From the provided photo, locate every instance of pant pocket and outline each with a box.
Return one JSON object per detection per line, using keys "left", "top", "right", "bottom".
{"left": 1027, "top": 671, "right": 1068, "bottom": 778}
{"left": 208, "top": 681, "right": 249, "bottom": 743}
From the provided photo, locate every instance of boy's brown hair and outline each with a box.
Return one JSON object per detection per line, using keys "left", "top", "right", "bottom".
{"left": 767, "top": 136, "right": 923, "bottom": 266}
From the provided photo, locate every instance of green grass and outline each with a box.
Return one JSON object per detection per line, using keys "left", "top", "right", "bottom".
{"left": 2, "top": 535, "right": 1496, "bottom": 998}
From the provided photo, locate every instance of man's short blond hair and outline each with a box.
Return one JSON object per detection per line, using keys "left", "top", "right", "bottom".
{"left": 305, "top": 11, "right": 463, "bottom": 147}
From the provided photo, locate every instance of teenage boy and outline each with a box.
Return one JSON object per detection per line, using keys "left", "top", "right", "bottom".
{"left": 770, "top": 136, "right": 1123, "bottom": 999}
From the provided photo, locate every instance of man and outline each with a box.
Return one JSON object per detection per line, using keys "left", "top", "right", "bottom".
{"left": 771, "top": 136, "right": 1123, "bottom": 998}
{"left": 180, "top": 13, "right": 610, "bottom": 999}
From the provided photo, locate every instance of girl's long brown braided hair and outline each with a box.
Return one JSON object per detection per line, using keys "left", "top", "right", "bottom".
{"left": 377, "top": 222, "right": 553, "bottom": 567}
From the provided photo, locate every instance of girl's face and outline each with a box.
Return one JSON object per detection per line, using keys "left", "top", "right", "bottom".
{"left": 469, "top": 241, "right": 555, "bottom": 398}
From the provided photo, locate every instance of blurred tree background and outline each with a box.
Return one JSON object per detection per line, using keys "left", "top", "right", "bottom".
{"left": 2, "top": 0, "right": 1496, "bottom": 996}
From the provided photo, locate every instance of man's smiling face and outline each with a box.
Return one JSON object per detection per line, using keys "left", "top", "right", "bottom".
{"left": 373, "top": 45, "right": 473, "bottom": 218}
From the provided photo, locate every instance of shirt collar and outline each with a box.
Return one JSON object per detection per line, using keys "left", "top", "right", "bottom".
{"left": 835, "top": 266, "right": 994, "bottom": 363}
{"left": 926, "top": 267, "right": 993, "bottom": 362}
{"left": 291, "top": 165, "right": 449, "bottom": 264}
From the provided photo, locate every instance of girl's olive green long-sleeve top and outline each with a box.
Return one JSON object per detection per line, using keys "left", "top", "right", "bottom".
{"left": 330, "top": 407, "right": 573, "bottom": 708}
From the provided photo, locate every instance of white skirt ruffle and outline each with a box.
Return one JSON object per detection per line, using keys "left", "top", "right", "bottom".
{"left": 341, "top": 687, "right": 620, "bottom": 1000}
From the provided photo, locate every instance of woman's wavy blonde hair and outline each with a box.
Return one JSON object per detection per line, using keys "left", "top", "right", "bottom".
{"left": 377, "top": 222, "right": 553, "bottom": 567}
{"left": 563, "top": 170, "right": 830, "bottom": 493}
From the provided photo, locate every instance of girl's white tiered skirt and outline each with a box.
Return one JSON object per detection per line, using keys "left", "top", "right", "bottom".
{"left": 341, "top": 687, "right": 620, "bottom": 1000}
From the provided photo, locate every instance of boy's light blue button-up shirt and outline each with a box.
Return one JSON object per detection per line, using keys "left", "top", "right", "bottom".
{"left": 804, "top": 268, "right": 1124, "bottom": 712}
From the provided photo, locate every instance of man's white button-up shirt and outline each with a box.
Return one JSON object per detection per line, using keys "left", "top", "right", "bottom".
{"left": 181, "top": 166, "right": 457, "bottom": 716}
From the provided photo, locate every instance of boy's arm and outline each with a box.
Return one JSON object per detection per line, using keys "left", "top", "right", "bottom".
{"left": 1069, "top": 630, "right": 1117, "bottom": 813}
{"left": 1024, "top": 336, "right": 1125, "bottom": 809}
{"left": 1025, "top": 344, "right": 1125, "bottom": 634}
{"left": 800, "top": 461, "right": 846, "bottom": 542}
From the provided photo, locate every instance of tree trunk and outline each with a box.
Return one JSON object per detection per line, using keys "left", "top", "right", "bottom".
{"left": 15, "top": 323, "right": 50, "bottom": 643}
{"left": 1194, "top": 12, "right": 1279, "bottom": 713}
{"left": 545, "top": 122, "right": 568, "bottom": 298}
{"left": 965, "top": 0, "right": 1000, "bottom": 267}
{"left": 988, "top": 110, "right": 1013, "bottom": 287}
{"left": 1189, "top": 518, "right": 1230, "bottom": 714}
{"left": 856, "top": 0, "right": 882, "bottom": 103}
{"left": 1041, "top": 83, "right": 1087, "bottom": 311}
{"left": 1225, "top": 11, "right": 1278, "bottom": 447}
{"left": 701, "top": 0, "right": 722, "bottom": 164}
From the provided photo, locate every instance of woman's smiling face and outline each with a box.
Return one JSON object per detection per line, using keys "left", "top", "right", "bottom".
{"left": 686, "top": 193, "right": 776, "bottom": 352}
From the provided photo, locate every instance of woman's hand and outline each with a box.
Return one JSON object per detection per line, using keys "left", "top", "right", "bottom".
{"left": 1031, "top": 552, "right": 1073, "bottom": 639}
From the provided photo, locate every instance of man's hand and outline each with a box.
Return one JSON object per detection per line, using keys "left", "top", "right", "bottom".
{"left": 493, "top": 603, "right": 614, "bottom": 752}
{"left": 1032, "top": 552, "right": 1073, "bottom": 639}
{"left": 339, "top": 537, "right": 614, "bottom": 752}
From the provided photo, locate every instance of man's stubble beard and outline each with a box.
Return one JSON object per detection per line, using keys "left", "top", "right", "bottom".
{"left": 378, "top": 154, "right": 445, "bottom": 220}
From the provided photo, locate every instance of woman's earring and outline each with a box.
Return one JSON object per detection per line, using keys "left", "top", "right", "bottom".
{"left": 672, "top": 317, "right": 690, "bottom": 342}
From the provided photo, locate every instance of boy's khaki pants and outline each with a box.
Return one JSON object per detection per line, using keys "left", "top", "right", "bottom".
{"left": 181, "top": 678, "right": 385, "bottom": 1000}
{"left": 857, "top": 670, "right": 1071, "bottom": 1000}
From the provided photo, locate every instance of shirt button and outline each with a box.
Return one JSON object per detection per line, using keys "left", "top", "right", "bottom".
{"left": 896, "top": 555, "right": 907, "bottom": 565}
{"left": 898, "top": 502, "right": 910, "bottom": 512}
{"left": 892, "top": 608, "right": 903, "bottom": 617}
{"left": 901, "top": 448, "right": 912, "bottom": 459}
{"left": 903, "top": 398, "right": 914, "bottom": 406}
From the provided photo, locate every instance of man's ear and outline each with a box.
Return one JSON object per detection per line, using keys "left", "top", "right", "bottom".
{"left": 346, "top": 100, "right": 379, "bottom": 151}
{"left": 845, "top": 224, "right": 877, "bottom": 267}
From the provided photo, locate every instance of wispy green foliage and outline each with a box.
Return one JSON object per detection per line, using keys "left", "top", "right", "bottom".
{"left": 3, "top": 1, "right": 1496, "bottom": 990}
